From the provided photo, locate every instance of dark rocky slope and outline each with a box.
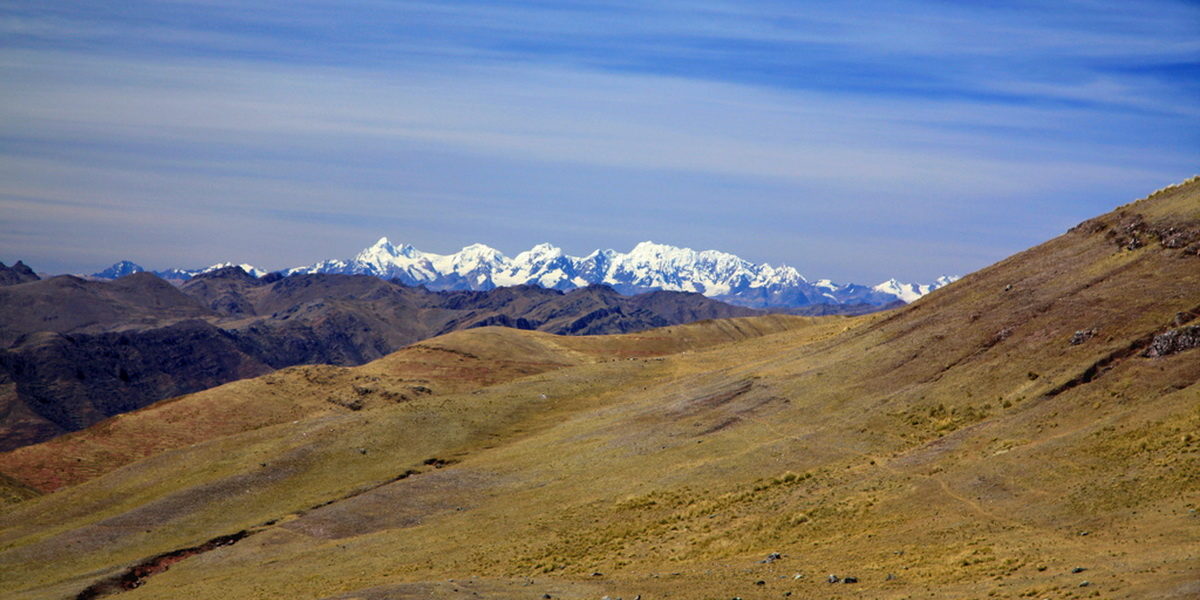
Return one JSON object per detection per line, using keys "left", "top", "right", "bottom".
{"left": 0, "top": 267, "right": 760, "bottom": 450}
{"left": 0, "top": 261, "right": 39, "bottom": 287}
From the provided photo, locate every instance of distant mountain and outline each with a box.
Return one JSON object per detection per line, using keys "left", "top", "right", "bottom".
{"left": 91, "top": 260, "right": 144, "bottom": 279}
{"left": 4, "top": 180, "right": 1198, "bottom": 600}
{"left": 91, "top": 261, "right": 268, "bottom": 281}
{"left": 873, "top": 275, "right": 960, "bottom": 303}
{"left": 285, "top": 238, "right": 956, "bottom": 308}
{"left": 0, "top": 266, "right": 758, "bottom": 451}
{"left": 0, "top": 261, "right": 39, "bottom": 286}
{"left": 87, "top": 241, "right": 956, "bottom": 307}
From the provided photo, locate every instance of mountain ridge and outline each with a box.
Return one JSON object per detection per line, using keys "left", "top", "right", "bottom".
{"left": 89, "top": 239, "right": 957, "bottom": 308}
{"left": 0, "top": 268, "right": 760, "bottom": 451}
{"left": 0, "top": 178, "right": 1197, "bottom": 599}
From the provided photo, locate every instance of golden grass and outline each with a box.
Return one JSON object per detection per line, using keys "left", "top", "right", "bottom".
{"left": 1, "top": 180, "right": 1198, "bottom": 599}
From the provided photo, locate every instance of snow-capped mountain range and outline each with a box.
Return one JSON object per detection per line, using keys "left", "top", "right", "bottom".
{"left": 91, "top": 260, "right": 268, "bottom": 281}
{"left": 91, "top": 238, "right": 957, "bottom": 309}
{"left": 873, "top": 276, "right": 960, "bottom": 304}
{"left": 281, "top": 238, "right": 957, "bottom": 308}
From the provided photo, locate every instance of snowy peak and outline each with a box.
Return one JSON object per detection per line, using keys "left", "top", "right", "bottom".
{"left": 285, "top": 237, "right": 955, "bottom": 308}
{"left": 202, "top": 262, "right": 268, "bottom": 278}
{"left": 873, "top": 276, "right": 959, "bottom": 304}
{"left": 92, "top": 260, "right": 145, "bottom": 279}
{"left": 90, "top": 239, "right": 955, "bottom": 308}
{"left": 91, "top": 261, "right": 266, "bottom": 281}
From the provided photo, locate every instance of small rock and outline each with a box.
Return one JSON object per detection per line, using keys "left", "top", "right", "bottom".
{"left": 886, "top": 573, "right": 896, "bottom": 581}
{"left": 1069, "top": 329, "right": 1096, "bottom": 345}
{"left": 1072, "top": 567, "right": 1087, "bottom": 573}
{"left": 542, "top": 595, "right": 551, "bottom": 599}
{"left": 763, "top": 552, "right": 783, "bottom": 563}
{"left": 755, "top": 580, "right": 766, "bottom": 586}
{"left": 843, "top": 577, "right": 859, "bottom": 584}
{"left": 592, "top": 572, "right": 604, "bottom": 577}
{"left": 827, "top": 574, "right": 840, "bottom": 583}
{"left": 1079, "top": 581, "right": 1091, "bottom": 587}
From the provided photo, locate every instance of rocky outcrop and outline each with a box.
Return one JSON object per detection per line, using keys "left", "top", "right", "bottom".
{"left": 1074, "top": 211, "right": 1200, "bottom": 256}
{"left": 1143, "top": 325, "right": 1200, "bottom": 358}
{"left": 0, "top": 261, "right": 39, "bottom": 286}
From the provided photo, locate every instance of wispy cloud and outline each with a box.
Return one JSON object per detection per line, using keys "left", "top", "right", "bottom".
{"left": 1, "top": 1, "right": 1196, "bottom": 282}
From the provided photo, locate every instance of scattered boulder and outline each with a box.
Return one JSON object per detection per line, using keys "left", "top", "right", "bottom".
{"left": 327, "top": 396, "right": 365, "bottom": 411}
{"left": 1109, "top": 214, "right": 1149, "bottom": 250}
{"left": 1105, "top": 212, "right": 1200, "bottom": 253}
{"left": 1069, "top": 329, "right": 1096, "bottom": 345}
{"left": 1143, "top": 326, "right": 1200, "bottom": 357}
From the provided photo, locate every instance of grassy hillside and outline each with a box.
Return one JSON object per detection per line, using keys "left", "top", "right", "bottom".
{"left": 0, "top": 179, "right": 1197, "bottom": 599}
{"left": 0, "top": 314, "right": 810, "bottom": 492}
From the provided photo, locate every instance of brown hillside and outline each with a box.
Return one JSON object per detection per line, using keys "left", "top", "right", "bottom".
{"left": 0, "top": 269, "right": 759, "bottom": 451}
{"left": 0, "top": 179, "right": 1196, "bottom": 600}
{"left": 0, "top": 315, "right": 811, "bottom": 493}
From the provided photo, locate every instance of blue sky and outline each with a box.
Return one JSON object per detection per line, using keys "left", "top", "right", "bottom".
{"left": 1, "top": 1, "right": 1197, "bottom": 283}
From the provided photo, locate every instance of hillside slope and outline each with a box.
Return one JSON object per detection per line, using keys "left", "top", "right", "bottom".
{"left": 0, "top": 179, "right": 1197, "bottom": 599}
{"left": 0, "top": 271, "right": 758, "bottom": 451}
{"left": 0, "top": 315, "right": 809, "bottom": 492}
